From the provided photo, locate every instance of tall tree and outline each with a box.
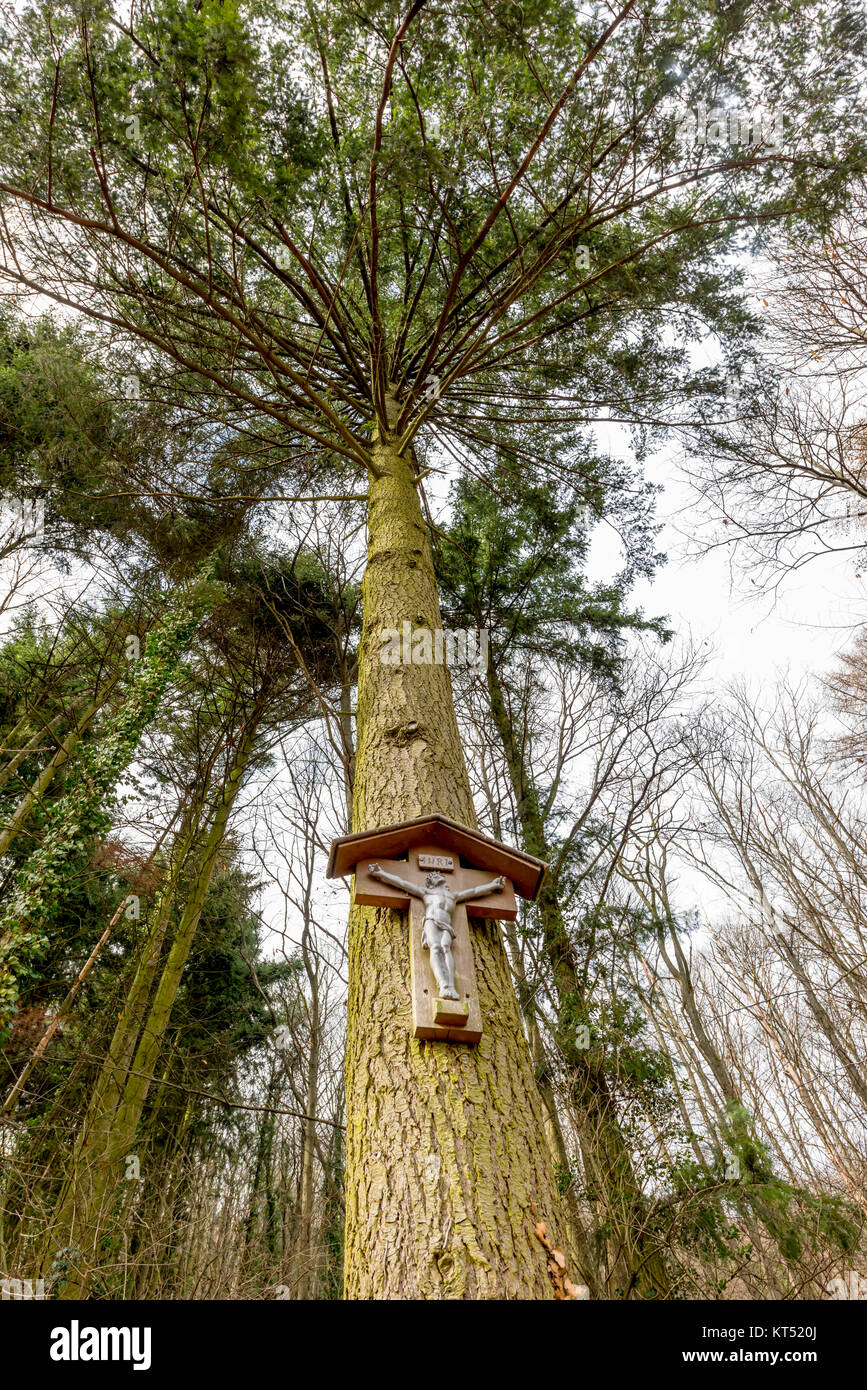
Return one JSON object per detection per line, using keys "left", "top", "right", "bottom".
{"left": 1, "top": 0, "right": 864, "bottom": 1296}
{"left": 0, "top": 559, "right": 217, "bottom": 1036}
{"left": 39, "top": 548, "right": 336, "bottom": 1296}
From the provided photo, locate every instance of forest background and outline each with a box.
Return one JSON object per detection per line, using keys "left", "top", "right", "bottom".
{"left": 0, "top": 0, "right": 866, "bottom": 1300}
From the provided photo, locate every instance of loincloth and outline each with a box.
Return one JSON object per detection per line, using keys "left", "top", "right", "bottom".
{"left": 422, "top": 916, "right": 456, "bottom": 948}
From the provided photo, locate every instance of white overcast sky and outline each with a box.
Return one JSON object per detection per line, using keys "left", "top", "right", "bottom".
{"left": 597, "top": 445, "right": 867, "bottom": 692}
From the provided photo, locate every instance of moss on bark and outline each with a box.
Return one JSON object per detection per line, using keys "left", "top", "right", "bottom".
{"left": 344, "top": 419, "right": 570, "bottom": 1298}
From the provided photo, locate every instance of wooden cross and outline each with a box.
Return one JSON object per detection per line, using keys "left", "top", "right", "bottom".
{"left": 353, "top": 843, "right": 518, "bottom": 1043}
{"left": 328, "top": 815, "right": 545, "bottom": 1045}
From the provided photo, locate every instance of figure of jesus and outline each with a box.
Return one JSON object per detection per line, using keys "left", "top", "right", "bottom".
{"left": 368, "top": 864, "right": 507, "bottom": 1001}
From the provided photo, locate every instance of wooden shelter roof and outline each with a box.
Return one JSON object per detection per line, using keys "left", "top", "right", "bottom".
{"left": 326, "top": 814, "right": 547, "bottom": 901}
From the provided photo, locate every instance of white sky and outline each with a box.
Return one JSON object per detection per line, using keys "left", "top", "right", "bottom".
{"left": 583, "top": 448, "right": 866, "bottom": 693}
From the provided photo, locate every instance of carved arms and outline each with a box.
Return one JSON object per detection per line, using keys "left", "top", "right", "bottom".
{"left": 455, "top": 875, "right": 507, "bottom": 903}
{"left": 367, "top": 864, "right": 426, "bottom": 899}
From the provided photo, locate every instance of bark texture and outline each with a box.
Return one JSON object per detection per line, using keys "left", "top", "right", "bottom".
{"left": 344, "top": 418, "right": 569, "bottom": 1299}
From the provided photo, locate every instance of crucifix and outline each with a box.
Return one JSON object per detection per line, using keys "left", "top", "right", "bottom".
{"left": 327, "top": 815, "right": 545, "bottom": 1044}
{"left": 371, "top": 859, "right": 506, "bottom": 989}
{"left": 355, "top": 847, "right": 516, "bottom": 1042}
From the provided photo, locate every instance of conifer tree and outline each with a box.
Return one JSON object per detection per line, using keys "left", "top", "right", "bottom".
{"left": 1, "top": 0, "right": 863, "bottom": 1295}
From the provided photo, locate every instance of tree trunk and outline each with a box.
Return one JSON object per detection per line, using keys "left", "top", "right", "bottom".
{"left": 483, "top": 657, "right": 671, "bottom": 1298}
{"left": 0, "top": 711, "right": 65, "bottom": 796}
{"left": 2, "top": 819, "right": 178, "bottom": 1117}
{"left": 0, "top": 682, "right": 117, "bottom": 860}
{"left": 41, "top": 798, "right": 204, "bottom": 1238}
{"left": 499, "top": 911, "right": 601, "bottom": 1296}
{"left": 296, "top": 922, "right": 322, "bottom": 1299}
{"left": 45, "top": 724, "right": 256, "bottom": 1297}
{"left": 772, "top": 930, "right": 867, "bottom": 1112}
{"left": 343, "top": 412, "right": 569, "bottom": 1299}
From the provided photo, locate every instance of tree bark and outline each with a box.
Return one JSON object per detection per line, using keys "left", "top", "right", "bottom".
{"left": 0, "top": 711, "right": 65, "bottom": 796}
{"left": 296, "top": 919, "right": 322, "bottom": 1299}
{"left": 343, "top": 414, "right": 569, "bottom": 1299}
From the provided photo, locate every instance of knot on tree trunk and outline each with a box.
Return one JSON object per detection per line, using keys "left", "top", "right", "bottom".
{"left": 384, "top": 718, "right": 424, "bottom": 746}
{"left": 366, "top": 545, "right": 424, "bottom": 567}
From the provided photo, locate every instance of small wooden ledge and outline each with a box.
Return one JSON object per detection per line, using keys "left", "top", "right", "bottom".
{"left": 433, "top": 997, "right": 470, "bottom": 1026}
